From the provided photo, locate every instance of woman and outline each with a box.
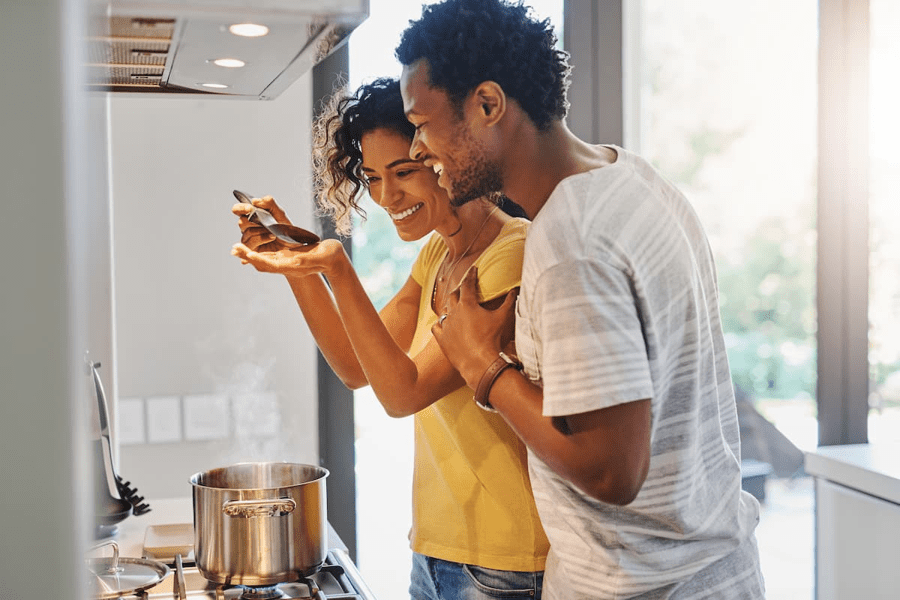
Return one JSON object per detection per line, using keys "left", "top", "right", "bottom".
{"left": 231, "top": 78, "right": 547, "bottom": 599}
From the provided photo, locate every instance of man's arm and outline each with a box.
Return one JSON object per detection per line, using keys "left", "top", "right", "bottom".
{"left": 488, "top": 371, "right": 650, "bottom": 505}
{"left": 432, "top": 267, "right": 651, "bottom": 505}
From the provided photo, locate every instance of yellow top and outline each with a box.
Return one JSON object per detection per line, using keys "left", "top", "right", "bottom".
{"left": 408, "top": 217, "right": 548, "bottom": 571}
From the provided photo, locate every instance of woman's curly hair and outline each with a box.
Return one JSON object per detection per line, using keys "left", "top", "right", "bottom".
{"left": 312, "top": 77, "right": 415, "bottom": 236}
{"left": 395, "top": 0, "right": 571, "bottom": 131}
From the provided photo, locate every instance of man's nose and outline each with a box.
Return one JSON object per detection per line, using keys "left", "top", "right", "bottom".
{"left": 409, "top": 133, "right": 427, "bottom": 161}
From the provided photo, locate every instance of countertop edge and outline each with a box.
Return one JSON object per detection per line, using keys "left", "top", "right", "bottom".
{"left": 804, "top": 443, "right": 900, "bottom": 505}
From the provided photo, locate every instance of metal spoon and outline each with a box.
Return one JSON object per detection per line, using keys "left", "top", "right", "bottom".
{"left": 233, "top": 190, "right": 320, "bottom": 246}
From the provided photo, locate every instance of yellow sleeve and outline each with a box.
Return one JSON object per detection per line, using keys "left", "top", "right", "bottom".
{"left": 473, "top": 218, "right": 529, "bottom": 304}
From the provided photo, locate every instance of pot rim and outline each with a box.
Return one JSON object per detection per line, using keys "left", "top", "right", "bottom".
{"left": 189, "top": 461, "right": 329, "bottom": 491}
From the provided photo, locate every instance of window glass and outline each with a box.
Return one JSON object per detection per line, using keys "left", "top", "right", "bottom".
{"left": 868, "top": 0, "right": 900, "bottom": 443}
{"left": 636, "top": 4, "right": 819, "bottom": 595}
{"left": 637, "top": 0, "right": 819, "bottom": 451}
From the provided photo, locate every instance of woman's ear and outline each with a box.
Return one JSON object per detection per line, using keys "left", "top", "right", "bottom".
{"left": 472, "top": 81, "right": 506, "bottom": 126}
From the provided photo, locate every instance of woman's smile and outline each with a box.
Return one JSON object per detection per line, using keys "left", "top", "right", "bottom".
{"left": 390, "top": 202, "right": 425, "bottom": 222}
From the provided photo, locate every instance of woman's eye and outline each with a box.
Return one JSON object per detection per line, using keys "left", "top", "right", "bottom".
{"left": 365, "top": 176, "right": 380, "bottom": 185}
{"left": 396, "top": 170, "right": 414, "bottom": 178}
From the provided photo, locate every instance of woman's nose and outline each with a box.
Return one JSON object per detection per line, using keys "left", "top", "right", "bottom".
{"left": 379, "top": 178, "right": 403, "bottom": 206}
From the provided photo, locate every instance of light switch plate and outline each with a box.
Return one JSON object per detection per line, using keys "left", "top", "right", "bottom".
{"left": 183, "top": 393, "right": 230, "bottom": 441}
{"left": 146, "top": 396, "right": 182, "bottom": 443}
{"left": 117, "top": 397, "right": 146, "bottom": 445}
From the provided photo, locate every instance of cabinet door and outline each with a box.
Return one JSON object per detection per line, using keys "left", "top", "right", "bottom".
{"left": 816, "top": 478, "right": 900, "bottom": 599}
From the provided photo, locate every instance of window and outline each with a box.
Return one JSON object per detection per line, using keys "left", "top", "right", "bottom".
{"left": 636, "top": 0, "right": 819, "bottom": 450}
{"left": 868, "top": 0, "right": 900, "bottom": 444}
{"left": 633, "top": 2, "right": 820, "bottom": 596}
{"left": 332, "top": 2, "right": 894, "bottom": 598}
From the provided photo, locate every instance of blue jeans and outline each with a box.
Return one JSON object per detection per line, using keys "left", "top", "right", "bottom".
{"left": 409, "top": 552, "right": 543, "bottom": 600}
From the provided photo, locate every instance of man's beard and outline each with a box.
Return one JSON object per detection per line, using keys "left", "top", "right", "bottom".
{"left": 446, "top": 157, "right": 503, "bottom": 207}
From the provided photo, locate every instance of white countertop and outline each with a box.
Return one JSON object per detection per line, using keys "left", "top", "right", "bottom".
{"left": 804, "top": 442, "right": 900, "bottom": 505}
{"left": 102, "top": 497, "right": 193, "bottom": 559}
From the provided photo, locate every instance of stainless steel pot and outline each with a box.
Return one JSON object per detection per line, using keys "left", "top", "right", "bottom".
{"left": 190, "top": 462, "right": 328, "bottom": 586}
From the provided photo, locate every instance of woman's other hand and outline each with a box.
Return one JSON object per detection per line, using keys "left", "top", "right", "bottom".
{"left": 231, "top": 237, "right": 347, "bottom": 280}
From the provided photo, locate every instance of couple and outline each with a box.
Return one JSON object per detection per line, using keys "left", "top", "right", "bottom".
{"left": 231, "top": 1, "right": 765, "bottom": 599}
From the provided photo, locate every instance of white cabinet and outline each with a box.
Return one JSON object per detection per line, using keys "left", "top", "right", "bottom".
{"left": 805, "top": 443, "right": 900, "bottom": 600}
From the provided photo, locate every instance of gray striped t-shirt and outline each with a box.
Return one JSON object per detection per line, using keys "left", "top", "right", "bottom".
{"left": 515, "top": 146, "right": 764, "bottom": 599}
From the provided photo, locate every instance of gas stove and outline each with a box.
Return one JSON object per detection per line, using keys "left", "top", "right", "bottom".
{"left": 117, "top": 549, "right": 376, "bottom": 600}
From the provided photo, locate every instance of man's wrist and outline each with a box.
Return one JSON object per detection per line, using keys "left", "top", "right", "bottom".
{"left": 460, "top": 348, "right": 501, "bottom": 390}
{"left": 473, "top": 351, "right": 523, "bottom": 411}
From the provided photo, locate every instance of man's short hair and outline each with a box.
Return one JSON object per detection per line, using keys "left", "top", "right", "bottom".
{"left": 396, "top": 0, "right": 571, "bottom": 130}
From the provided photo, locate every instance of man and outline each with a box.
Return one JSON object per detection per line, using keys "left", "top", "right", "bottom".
{"left": 396, "top": 0, "right": 765, "bottom": 598}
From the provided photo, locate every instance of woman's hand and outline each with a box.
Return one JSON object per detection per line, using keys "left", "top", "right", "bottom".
{"left": 232, "top": 237, "right": 347, "bottom": 280}
{"left": 230, "top": 194, "right": 292, "bottom": 254}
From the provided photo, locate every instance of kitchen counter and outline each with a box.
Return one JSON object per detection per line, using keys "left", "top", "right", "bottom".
{"left": 804, "top": 442, "right": 900, "bottom": 504}
{"left": 804, "top": 443, "right": 900, "bottom": 600}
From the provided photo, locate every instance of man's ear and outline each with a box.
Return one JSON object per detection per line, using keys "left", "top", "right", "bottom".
{"left": 471, "top": 81, "right": 506, "bottom": 126}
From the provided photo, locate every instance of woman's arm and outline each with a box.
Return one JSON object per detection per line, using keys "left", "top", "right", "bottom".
{"left": 234, "top": 240, "right": 464, "bottom": 416}
{"left": 325, "top": 257, "right": 465, "bottom": 416}
{"left": 232, "top": 198, "right": 463, "bottom": 416}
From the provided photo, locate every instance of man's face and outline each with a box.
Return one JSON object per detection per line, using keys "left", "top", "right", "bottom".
{"left": 400, "top": 59, "right": 503, "bottom": 206}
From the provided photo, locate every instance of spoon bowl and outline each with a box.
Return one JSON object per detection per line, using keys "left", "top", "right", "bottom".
{"left": 233, "top": 190, "right": 320, "bottom": 246}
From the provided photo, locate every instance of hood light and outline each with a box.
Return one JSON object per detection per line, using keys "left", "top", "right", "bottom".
{"left": 212, "top": 58, "right": 246, "bottom": 68}
{"left": 228, "top": 23, "right": 269, "bottom": 37}
{"left": 201, "top": 83, "right": 229, "bottom": 89}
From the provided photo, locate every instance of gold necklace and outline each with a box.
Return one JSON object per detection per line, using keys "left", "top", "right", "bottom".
{"left": 438, "top": 205, "right": 499, "bottom": 284}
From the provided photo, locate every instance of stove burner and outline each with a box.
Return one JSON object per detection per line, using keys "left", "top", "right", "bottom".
{"left": 114, "top": 549, "right": 372, "bottom": 599}
{"left": 229, "top": 567, "right": 340, "bottom": 600}
{"left": 236, "top": 585, "right": 289, "bottom": 600}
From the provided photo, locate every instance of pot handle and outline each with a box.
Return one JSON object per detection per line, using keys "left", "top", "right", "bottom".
{"left": 222, "top": 498, "right": 296, "bottom": 518}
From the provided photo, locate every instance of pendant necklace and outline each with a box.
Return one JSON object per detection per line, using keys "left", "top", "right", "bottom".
{"left": 438, "top": 204, "right": 498, "bottom": 285}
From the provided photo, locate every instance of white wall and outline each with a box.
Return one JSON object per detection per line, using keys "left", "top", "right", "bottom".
{"left": 111, "top": 80, "right": 320, "bottom": 500}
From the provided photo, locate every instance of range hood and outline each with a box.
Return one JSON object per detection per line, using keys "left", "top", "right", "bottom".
{"left": 87, "top": 0, "right": 368, "bottom": 98}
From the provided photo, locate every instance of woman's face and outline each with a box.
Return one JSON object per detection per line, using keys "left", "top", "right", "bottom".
{"left": 360, "top": 128, "right": 456, "bottom": 242}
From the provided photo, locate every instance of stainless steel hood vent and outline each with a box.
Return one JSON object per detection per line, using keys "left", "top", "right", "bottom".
{"left": 87, "top": 0, "right": 368, "bottom": 98}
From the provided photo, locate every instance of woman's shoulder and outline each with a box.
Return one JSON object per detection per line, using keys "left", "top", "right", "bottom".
{"left": 477, "top": 217, "right": 529, "bottom": 270}
{"left": 490, "top": 217, "right": 530, "bottom": 248}
{"left": 413, "top": 232, "right": 448, "bottom": 270}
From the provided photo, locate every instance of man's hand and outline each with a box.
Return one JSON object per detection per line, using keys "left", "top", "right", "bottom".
{"left": 431, "top": 266, "right": 518, "bottom": 389}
